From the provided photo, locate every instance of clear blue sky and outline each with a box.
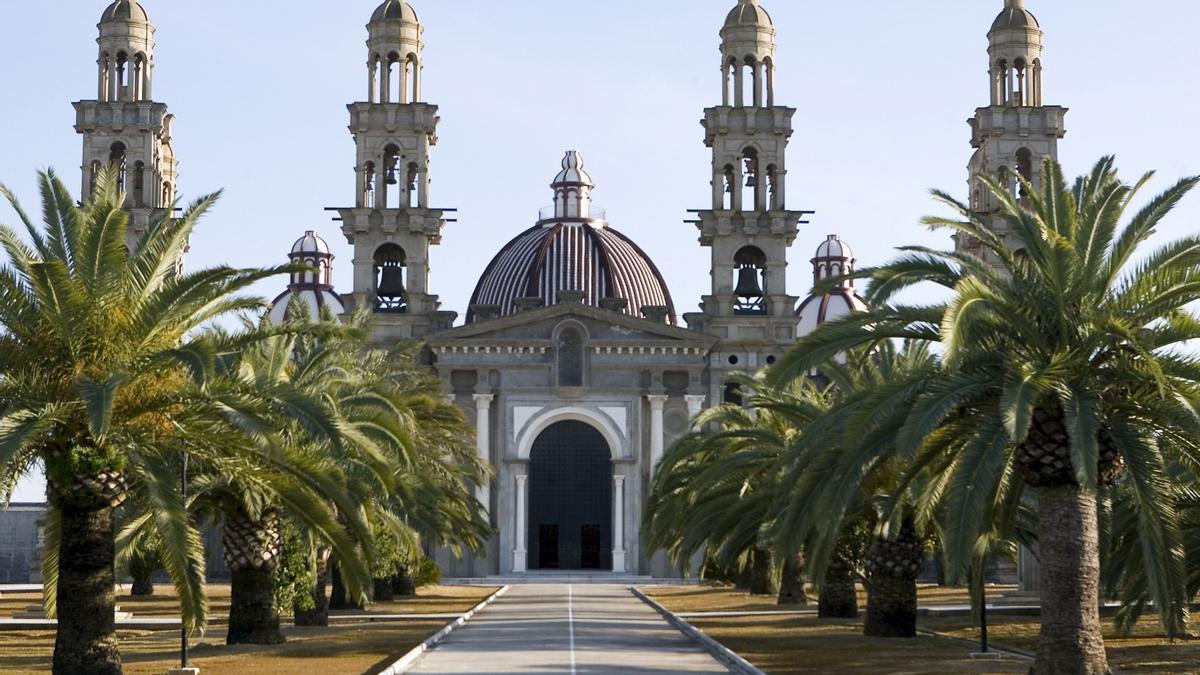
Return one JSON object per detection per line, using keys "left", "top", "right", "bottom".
{"left": 5, "top": 1, "right": 1199, "bottom": 501}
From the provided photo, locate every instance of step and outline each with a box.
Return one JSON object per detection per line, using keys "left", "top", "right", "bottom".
{"left": 11, "top": 604, "right": 132, "bottom": 620}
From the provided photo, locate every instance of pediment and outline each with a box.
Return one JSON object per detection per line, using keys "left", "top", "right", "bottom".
{"left": 425, "top": 302, "right": 716, "bottom": 349}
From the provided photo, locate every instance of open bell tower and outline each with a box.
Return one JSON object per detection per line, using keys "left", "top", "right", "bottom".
{"left": 335, "top": 0, "right": 456, "bottom": 339}
{"left": 74, "top": 0, "right": 179, "bottom": 254}
{"left": 958, "top": 0, "right": 1067, "bottom": 256}
{"left": 685, "top": 0, "right": 811, "bottom": 405}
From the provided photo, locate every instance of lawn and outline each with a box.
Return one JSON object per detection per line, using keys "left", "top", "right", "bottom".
{"left": 646, "top": 583, "right": 1015, "bottom": 614}
{"left": 1, "top": 583, "right": 495, "bottom": 620}
{"left": 645, "top": 585, "right": 1200, "bottom": 674}
{"left": 0, "top": 584, "right": 498, "bottom": 674}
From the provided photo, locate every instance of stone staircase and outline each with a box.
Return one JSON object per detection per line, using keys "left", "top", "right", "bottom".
{"left": 442, "top": 573, "right": 694, "bottom": 585}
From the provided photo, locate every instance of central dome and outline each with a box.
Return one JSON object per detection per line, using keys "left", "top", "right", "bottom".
{"left": 467, "top": 152, "right": 675, "bottom": 324}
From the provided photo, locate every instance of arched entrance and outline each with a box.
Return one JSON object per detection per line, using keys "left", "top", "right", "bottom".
{"left": 528, "top": 421, "right": 613, "bottom": 570}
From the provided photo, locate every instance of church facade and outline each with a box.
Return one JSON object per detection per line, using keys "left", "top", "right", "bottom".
{"left": 73, "top": 0, "right": 1061, "bottom": 579}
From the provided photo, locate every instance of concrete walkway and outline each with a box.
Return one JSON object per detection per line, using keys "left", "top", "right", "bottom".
{"left": 407, "top": 584, "right": 734, "bottom": 674}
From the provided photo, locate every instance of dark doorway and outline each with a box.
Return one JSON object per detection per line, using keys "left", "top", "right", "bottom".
{"left": 528, "top": 421, "right": 613, "bottom": 571}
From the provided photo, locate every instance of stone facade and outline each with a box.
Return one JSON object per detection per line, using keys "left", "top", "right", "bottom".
{"left": 0, "top": 504, "right": 45, "bottom": 584}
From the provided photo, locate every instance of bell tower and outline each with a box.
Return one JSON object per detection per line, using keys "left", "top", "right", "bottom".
{"left": 74, "top": 0, "right": 179, "bottom": 253}
{"left": 958, "top": 0, "right": 1067, "bottom": 255}
{"left": 685, "top": 0, "right": 810, "bottom": 403}
{"left": 335, "top": 0, "right": 456, "bottom": 339}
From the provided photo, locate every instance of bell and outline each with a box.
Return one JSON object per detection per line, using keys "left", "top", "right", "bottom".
{"left": 745, "top": 174, "right": 758, "bottom": 188}
{"left": 377, "top": 265, "right": 406, "bottom": 299}
{"left": 385, "top": 165, "right": 398, "bottom": 186}
{"left": 734, "top": 265, "right": 764, "bottom": 298}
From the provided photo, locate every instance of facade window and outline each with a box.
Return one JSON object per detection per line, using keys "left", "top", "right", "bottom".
{"left": 557, "top": 327, "right": 585, "bottom": 387}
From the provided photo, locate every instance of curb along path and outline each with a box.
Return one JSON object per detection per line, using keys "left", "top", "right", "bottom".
{"left": 403, "top": 584, "right": 735, "bottom": 674}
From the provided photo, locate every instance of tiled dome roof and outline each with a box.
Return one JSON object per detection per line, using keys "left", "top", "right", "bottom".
{"left": 291, "top": 230, "right": 332, "bottom": 256}
{"left": 101, "top": 0, "right": 150, "bottom": 23}
{"left": 725, "top": 0, "right": 773, "bottom": 28}
{"left": 991, "top": 0, "right": 1039, "bottom": 33}
{"left": 468, "top": 222, "right": 676, "bottom": 324}
{"left": 371, "top": 0, "right": 419, "bottom": 24}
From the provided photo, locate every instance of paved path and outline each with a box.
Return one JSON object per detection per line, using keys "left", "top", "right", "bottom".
{"left": 408, "top": 584, "right": 734, "bottom": 674}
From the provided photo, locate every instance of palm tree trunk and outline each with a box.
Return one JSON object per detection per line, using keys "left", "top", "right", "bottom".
{"left": 223, "top": 509, "right": 284, "bottom": 645}
{"left": 1032, "top": 485, "right": 1110, "bottom": 675}
{"left": 130, "top": 574, "right": 154, "bottom": 597}
{"left": 128, "top": 551, "right": 157, "bottom": 597}
{"left": 329, "top": 560, "right": 363, "bottom": 610}
{"left": 863, "top": 522, "right": 922, "bottom": 638}
{"left": 227, "top": 566, "right": 283, "bottom": 645}
{"left": 749, "top": 546, "right": 777, "bottom": 596}
{"left": 818, "top": 552, "right": 858, "bottom": 619}
{"left": 294, "top": 549, "right": 330, "bottom": 627}
{"left": 52, "top": 501, "right": 122, "bottom": 675}
{"left": 392, "top": 563, "right": 417, "bottom": 597}
{"left": 864, "top": 574, "right": 917, "bottom": 637}
{"left": 374, "top": 578, "right": 395, "bottom": 602}
{"left": 777, "top": 553, "right": 807, "bottom": 605}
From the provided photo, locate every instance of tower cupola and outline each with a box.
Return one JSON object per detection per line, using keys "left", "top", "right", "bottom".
{"left": 268, "top": 231, "right": 345, "bottom": 324}
{"left": 796, "top": 235, "right": 868, "bottom": 339}
{"left": 548, "top": 151, "right": 596, "bottom": 221}
{"left": 97, "top": 0, "right": 155, "bottom": 103}
{"left": 720, "top": 0, "right": 777, "bottom": 107}
{"left": 988, "top": 0, "right": 1044, "bottom": 107}
{"left": 367, "top": 0, "right": 424, "bottom": 104}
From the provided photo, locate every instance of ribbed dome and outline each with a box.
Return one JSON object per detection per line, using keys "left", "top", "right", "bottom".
{"left": 991, "top": 0, "right": 1039, "bottom": 32}
{"left": 269, "top": 288, "right": 345, "bottom": 325}
{"left": 291, "top": 230, "right": 332, "bottom": 255}
{"left": 101, "top": 0, "right": 150, "bottom": 23}
{"left": 725, "top": 0, "right": 773, "bottom": 27}
{"left": 371, "top": 0, "right": 419, "bottom": 24}
{"left": 468, "top": 223, "right": 676, "bottom": 324}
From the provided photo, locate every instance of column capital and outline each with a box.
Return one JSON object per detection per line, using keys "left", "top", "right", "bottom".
{"left": 684, "top": 394, "right": 707, "bottom": 405}
{"left": 515, "top": 473, "right": 528, "bottom": 484}
{"left": 472, "top": 392, "right": 495, "bottom": 407}
{"left": 645, "top": 394, "right": 669, "bottom": 408}
{"left": 613, "top": 474, "right": 625, "bottom": 486}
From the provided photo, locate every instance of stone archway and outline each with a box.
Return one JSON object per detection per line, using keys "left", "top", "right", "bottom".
{"left": 527, "top": 421, "right": 613, "bottom": 571}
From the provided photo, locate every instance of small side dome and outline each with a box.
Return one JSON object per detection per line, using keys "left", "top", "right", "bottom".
{"left": 725, "top": 0, "right": 773, "bottom": 28}
{"left": 101, "top": 0, "right": 150, "bottom": 23}
{"left": 291, "top": 230, "right": 332, "bottom": 256}
{"left": 371, "top": 0, "right": 419, "bottom": 24}
{"left": 797, "top": 235, "right": 868, "bottom": 339}
{"left": 814, "top": 234, "right": 853, "bottom": 261}
{"left": 991, "top": 0, "right": 1039, "bottom": 33}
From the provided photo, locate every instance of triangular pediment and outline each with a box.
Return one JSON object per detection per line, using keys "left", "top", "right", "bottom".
{"left": 425, "top": 302, "right": 716, "bottom": 348}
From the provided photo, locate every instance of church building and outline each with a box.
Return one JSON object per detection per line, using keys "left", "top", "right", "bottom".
{"left": 74, "top": 0, "right": 1058, "bottom": 580}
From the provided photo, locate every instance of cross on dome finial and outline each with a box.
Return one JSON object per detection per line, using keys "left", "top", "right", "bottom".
{"left": 1005, "top": 0, "right": 1024, "bottom": 7}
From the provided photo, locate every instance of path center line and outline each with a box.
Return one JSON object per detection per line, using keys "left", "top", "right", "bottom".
{"left": 568, "top": 584, "right": 577, "bottom": 675}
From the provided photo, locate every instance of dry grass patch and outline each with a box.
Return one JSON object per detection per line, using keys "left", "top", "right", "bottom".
{"left": 689, "top": 615, "right": 1027, "bottom": 674}
{"left": 2, "top": 584, "right": 495, "bottom": 620}
{"left": 0, "top": 621, "right": 444, "bottom": 675}
{"left": 0, "top": 585, "right": 499, "bottom": 674}
{"left": 926, "top": 615, "right": 1200, "bottom": 674}
{"left": 644, "top": 583, "right": 1015, "bottom": 614}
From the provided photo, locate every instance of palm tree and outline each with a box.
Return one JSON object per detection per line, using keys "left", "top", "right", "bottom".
{"left": 764, "top": 341, "right": 937, "bottom": 636}
{"left": 645, "top": 373, "right": 824, "bottom": 604}
{"left": 771, "top": 156, "right": 1200, "bottom": 673}
{"left": 0, "top": 169, "right": 311, "bottom": 673}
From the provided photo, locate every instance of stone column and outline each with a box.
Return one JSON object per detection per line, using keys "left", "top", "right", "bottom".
{"left": 513, "top": 474, "right": 528, "bottom": 573}
{"left": 612, "top": 475, "right": 627, "bottom": 574}
{"left": 647, "top": 395, "right": 668, "bottom": 473}
{"left": 685, "top": 394, "right": 706, "bottom": 427}
{"left": 473, "top": 394, "right": 494, "bottom": 513}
